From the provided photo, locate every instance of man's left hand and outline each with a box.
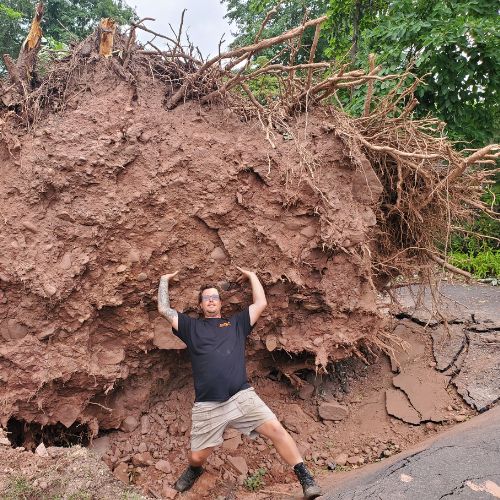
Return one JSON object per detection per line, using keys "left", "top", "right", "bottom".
{"left": 236, "top": 267, "right": 255, "bottom": 283}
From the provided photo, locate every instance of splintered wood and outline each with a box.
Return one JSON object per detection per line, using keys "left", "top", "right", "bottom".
{"left": 99, "top": 18, "right": 117, "bottom": 57}
{"left": 3, "top": 1, "right": 44, "bottom": 90}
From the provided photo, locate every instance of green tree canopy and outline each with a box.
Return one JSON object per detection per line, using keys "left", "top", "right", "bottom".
{"left": 222, "top": 0, "right": 499, "bottom": 147}
{"left": 361, "top": 0, "right": 499, "bottom": 147}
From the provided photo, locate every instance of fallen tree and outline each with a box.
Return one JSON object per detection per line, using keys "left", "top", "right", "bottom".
{"left": 0, "top": 5, "right": 498, "bottom": 436}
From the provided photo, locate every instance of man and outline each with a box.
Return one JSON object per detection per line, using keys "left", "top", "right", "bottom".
{"left": 157, "top": 268, "right": 322, "bottom": 499}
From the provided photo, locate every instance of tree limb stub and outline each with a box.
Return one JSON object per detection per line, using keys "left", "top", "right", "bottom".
{"left": 2, "top": 54, "right": 21, "bottom": 87}
{"left": 306, "top": 22, "right": 323, "bottom": 90}
{"left": 99, "top": 18, "right": 117, "bottom": 58}
{"left": 427, "top": 252, "right": 472, "bottom": 279}
{"left": 14, "top": 1, "right": 44, "bottom": 89}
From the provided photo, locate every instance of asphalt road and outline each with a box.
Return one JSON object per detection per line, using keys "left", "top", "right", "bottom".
{"left": 393, "top": 283, "right": 500, "bottom": 324}
{"left": 322, "top": 406, "right": 500, "bottom": 500}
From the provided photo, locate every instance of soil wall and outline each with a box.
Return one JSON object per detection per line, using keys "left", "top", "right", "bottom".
{"left": 0, "top": 62, "right": 385, "bottom": 431}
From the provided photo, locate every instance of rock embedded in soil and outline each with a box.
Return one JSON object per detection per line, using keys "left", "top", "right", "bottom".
{"left": 319, "top": 402, "right": 349, "bottom": 421}
{"left": 227, "top": 455, "right": 248, "bottom": 476}
{"left": 191, "top": 472, "right": 218, "bottom": 497}
{"left": 222, "top": 435, "right": 242, "bottom": 451}
{"left": 155, "top": 459, "right": 172, "bottom": 474}
{"left": 35, "top": 442, "right": 49, "bottom": 457}
{"left": 89, "top": 435, "right": 111, "bottom": 456}
{"left": 334, "top": 453, "right": 348, "bottom": 466}
{"left": 132, "top": 452, "right": 154, "bottom": 466}
{"left": 299, "top": 383, "right": 315, "bottom": 400}
{"left": 113, "top": 462, "right": 129, "bottom": 484}
{"left": 140, "top": 415, "right": 150, "bottom": 434}
{"left": 161, "top": 484, "right": 178, "bottom": 499}
{"left": 121, "top": 416, "right": 139, "bottom": 433}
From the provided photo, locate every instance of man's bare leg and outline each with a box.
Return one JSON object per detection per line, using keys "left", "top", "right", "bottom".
{"left": 189, "top": 446, "right": 214, "bottom": 467}
{"left": 255, "top": 419, "right": 302, "bottom": 465}
{"left": 256, "top": 419, "right": 322, "bottom": 499}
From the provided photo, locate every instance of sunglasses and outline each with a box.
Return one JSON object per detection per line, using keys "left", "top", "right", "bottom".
{"left": 201, "top": 294, "right": 220, "bottom": 302}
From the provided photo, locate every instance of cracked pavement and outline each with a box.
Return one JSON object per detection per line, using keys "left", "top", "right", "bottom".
{"left": 392, "top": 284, "right": 500, "bottom": 413}
{"left": 322, "top": 405, "right": 500, "bottom": 499}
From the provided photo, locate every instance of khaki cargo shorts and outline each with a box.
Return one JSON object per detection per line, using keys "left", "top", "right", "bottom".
{"left": 190, "top": 387, "right": 277, "bottom": 451}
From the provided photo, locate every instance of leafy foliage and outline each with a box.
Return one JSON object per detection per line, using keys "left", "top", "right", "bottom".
{"left": 449, "top": 250, "right": 500, "bottom": 278}
{"left": 245, "top": 55, "right": 282, "bottom": 103}
{"left": 0, "top": 1, "right": 31, "bottom": 68}
{"left": 325, "top": 0, "right": 388, "bottom": 60}
{"left": 360, "top": 0, "right": 500, "bottom": 147}
{"left": 448, "top": 178, "right": 500, "bottom": 278}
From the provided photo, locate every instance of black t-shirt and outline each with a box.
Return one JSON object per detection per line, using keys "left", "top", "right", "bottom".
{"left": 172, "top": 308, "right": 253, "bottom": 402}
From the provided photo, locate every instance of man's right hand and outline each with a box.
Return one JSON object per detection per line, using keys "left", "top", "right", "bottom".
{"left": 160, "top": 271, "right": 179, "bottom": 282}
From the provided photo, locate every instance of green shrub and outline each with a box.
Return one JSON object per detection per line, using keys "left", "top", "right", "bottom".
{"left": 244, "top": 467, "right": 267, "bottom": 491}
{"left": 448, "top": 178, "right": 499, "bottom": 278}
{"left": 448, "top": 250, "right": 500, "bottom": 278}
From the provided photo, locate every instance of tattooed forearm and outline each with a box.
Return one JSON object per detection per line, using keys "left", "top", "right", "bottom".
{"left": 158, "top": 276, "right": 178, "bottom": 324}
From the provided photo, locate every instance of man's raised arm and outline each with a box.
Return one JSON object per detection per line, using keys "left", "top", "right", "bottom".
{"left": 237, "top": 267, "right": 267, "bottom": 326}
{"left": 158, "top": 272, "right": 179, "bottom": 331}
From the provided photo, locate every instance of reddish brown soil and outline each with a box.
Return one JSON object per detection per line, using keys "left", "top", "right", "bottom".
{"left": 0, "top": 60, "right": 386, "bottom": 434}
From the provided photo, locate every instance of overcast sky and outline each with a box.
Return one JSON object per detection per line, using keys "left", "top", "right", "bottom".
{"left": 126, "top": 0, "right": 236, "bottom": 58}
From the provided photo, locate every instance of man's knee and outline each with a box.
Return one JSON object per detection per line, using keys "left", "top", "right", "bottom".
{"left": 258, "top": 419, "right": 289, "bottom": 441}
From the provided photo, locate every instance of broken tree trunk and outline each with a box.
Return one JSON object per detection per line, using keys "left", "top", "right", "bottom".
{"left": 98, "top": 18, "right": 117, "bottom": 57}
{"left": 2, "top": 2, "right": 44, "bottom": 93}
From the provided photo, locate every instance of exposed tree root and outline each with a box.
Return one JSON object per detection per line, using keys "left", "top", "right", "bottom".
{"left": 0, "top": 10, "right": 497, "bottom": 286}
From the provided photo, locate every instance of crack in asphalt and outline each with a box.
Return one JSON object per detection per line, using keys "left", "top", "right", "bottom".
{"left": 394, "top": 312, "right": 440, "bottom": 327}
{"left": 438, "top": 481, "right": 466, "bottom": 499}
{"left": 434, "top": 329, "right": 468, "bottom": 373}
{"left": 384, "top": 450, "right": 428, "bottom": 476}
{"left": 438, "top": 475, "right": 500, "bottom": 500}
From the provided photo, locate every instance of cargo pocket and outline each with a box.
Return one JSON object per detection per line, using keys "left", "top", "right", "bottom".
{"left": 191, "top": 410, "right": 213, "bottom": 434}
{"left": 236, "top": 392, "right": 257, "bottom": 416}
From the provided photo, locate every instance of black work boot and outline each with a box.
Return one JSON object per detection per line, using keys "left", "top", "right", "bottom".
{"left": 293, "top": 462, "right": 322, "bottom": 499}
{"left": 174, "top": 465, "right": 204, "bottom": 492}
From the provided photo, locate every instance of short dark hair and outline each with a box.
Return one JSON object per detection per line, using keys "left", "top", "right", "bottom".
{"left": 198, "top": 284, "right": 222, "bottom": 304}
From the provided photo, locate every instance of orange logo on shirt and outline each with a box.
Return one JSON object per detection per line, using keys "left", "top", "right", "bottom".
{"left": 219, "top": 321, "right": 231, "bottom": 328}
